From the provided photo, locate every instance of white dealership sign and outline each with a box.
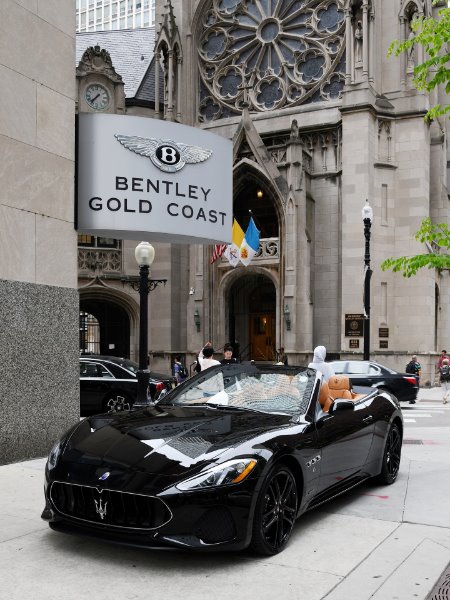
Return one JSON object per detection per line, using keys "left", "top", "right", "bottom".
{"left": 77, "top": 113, "right": 232, "bottom": 244}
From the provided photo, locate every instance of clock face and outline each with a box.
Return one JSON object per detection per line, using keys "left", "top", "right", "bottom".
{"left": 85, "top": 83, "right": 110, "bottom": 111}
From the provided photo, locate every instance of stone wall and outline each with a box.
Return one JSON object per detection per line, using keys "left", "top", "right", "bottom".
{"left": 0, "top": 281, "right": 79, "bottom": 464}
{"left": 0, "top": 0, "right": 78, "bottom": 464}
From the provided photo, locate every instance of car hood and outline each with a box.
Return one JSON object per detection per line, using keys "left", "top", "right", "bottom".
{"left": 59, "top": 405, "right": 293, "bottom": 488}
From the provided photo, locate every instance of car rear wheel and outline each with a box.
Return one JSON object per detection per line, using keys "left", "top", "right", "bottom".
{"left": 376, "top": 423, "right": 401, "bottom": 484}
{"left": 104, "top": 393, "right": 132, "bottom": 413}
{"left": 250, "top": 465, "right": 298, "bottom": 555}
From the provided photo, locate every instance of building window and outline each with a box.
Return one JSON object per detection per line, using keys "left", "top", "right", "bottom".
{"left": 78, "top": 235, "right": 119, "bottom": 248}
{"left": 198, "top": 0, "right": 346, "bottom": 121}
{"left": 79, "top": 311, "right": 100, "bottom": 355}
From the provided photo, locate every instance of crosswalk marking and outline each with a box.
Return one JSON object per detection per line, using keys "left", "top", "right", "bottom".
{"left": 404, "top": 418, "right": 416, "bottom": 423}
{"left": 402, "top": 413, "right": 432, "bottom": 418}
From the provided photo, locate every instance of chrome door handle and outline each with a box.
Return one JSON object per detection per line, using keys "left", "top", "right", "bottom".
{"left": 363, "top": 416, "right": 373, "bottom": 424}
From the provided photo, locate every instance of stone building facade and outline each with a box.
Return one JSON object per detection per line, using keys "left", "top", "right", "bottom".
{"left": 166, "top": 0, "right": 450, "bottom": 384}
{"left": 75, "top": 0, "right": 449, "bottom": 387}
{"left": 1, "top": 1, "right": 79, "bottom": 464}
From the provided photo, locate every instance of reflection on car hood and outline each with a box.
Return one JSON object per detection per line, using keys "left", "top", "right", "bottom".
{"left": 61, "top": 406, "right": 292, "bottom": 482}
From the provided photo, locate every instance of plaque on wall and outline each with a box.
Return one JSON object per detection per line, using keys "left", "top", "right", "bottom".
{"left": 380, "top": 340, "right": 388, "bottom": 349}
{"left": 349, "top": 339, "right": 360, "bottom": 349}
{"left": 345, "top": 314, "right": 364, "bottom": 337}
{"left": 379, "top": 328, "right": 389, "bottom": 338}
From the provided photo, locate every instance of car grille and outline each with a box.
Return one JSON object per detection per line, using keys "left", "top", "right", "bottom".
{"left": 50, "top": 482, "right": 172, "bottom": 530}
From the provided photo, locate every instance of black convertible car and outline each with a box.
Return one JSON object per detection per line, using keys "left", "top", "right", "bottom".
{"left": 42, "top": 363, "right": 403, "bottom": 555}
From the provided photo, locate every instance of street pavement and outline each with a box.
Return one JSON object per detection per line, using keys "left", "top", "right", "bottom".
{"left": 1, "top": 388, "right": 449, "bottom": 600}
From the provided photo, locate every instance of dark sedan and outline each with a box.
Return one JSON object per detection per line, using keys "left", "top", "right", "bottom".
{"left": 79, "top": 355, "right": 176, "bottom": 415}
{"left": 43, "top": 363, "right": 403, "bottom": 555}
{"left": 329, "top": 360, "right": 418, "bottom": 404}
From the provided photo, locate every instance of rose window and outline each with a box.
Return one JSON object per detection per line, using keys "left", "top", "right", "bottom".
{"left": 199, "top": 0, "right": 346, "bottom": 121}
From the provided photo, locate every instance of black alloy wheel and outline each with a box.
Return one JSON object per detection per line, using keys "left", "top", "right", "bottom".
{"left": 250, "top": 465, "right": 298, "bottom": 555}
{"left": 104, "top": 393, "right": 131, "bottom": 413}
{"left": 376, "top": 423, "right": 402, "bottom": 484}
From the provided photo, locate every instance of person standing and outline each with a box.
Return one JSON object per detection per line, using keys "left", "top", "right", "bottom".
{"left": 221, "top": 343, "right": 238, "bottom": 365}
{"left": 197, "top": 344, "right": 221, "bottom": 371}
{"left": 308, "top": 346, "right": 335, "bottom": 382}
{"left": 406, "top": 354, "right": 421, "bottom": 387}
{"left": 438, "top": 350, "right": 448, "bottom": 369}
{"left": 439, "top": 358, "right": 450, "bottom": 404}
{"left": 276, "top": 347, "right": 288, "bottom": 365}
{"left": 173, "top": 355, "right": 188, "bottom": 384}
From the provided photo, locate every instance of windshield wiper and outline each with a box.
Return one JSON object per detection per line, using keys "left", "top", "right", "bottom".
{"left": 177, "top": 403, "right": 289, "bottom": 415}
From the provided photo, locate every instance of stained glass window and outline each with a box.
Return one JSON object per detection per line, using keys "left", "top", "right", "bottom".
{"left": 199, "top": 0, "right": 346, "bottom": 122}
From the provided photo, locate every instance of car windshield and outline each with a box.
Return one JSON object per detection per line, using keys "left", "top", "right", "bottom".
{"left": 116, "top": 359, "right": 139, "bottom": 374}
{"left": 160, "top": 366, "right": 316, "bottom": 416}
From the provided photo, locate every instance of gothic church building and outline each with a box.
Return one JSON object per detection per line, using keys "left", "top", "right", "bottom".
{"left": 77, "top": 0, "right": 450, "bottom": 385}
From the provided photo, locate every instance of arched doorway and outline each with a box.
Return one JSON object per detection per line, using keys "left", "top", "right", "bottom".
{"left": 79, "top": 298, "right": 130, "bottom": 358}
{"left": 229, "top": 273, "right": 276, "bottom": 361}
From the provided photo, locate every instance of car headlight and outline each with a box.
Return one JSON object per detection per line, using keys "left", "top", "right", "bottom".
{"left": 47, "top": 440, "right": 62, "bottom": 470}
{"left": 176, "top": 458, "right": 257, "bottom": 491}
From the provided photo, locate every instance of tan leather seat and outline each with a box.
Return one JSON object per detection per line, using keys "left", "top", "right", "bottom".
{"left": 318, "top": 380, "right": 333, "bottom": 413}
{"left": 328, "top": 375, "right": 352, "bottom": 400}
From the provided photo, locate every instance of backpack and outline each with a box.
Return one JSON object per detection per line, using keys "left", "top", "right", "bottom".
{"left": 440, "top": 365, "right": 450, "bottom": 381}
{"left": 178, "top": 365, "right": 188, "bottom": 379}
{"left": 405, "top": 361, "right": 416, "bottom": 374}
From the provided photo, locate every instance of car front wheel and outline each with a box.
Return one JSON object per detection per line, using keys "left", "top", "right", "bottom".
{"left": 250, "top": 465, "right": 298, "bottom": 555}
{"left": 376, "top": 423, "right": 401, "bottom": 484}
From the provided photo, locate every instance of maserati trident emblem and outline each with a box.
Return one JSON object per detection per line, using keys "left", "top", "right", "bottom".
{"left": 94, "top": 498, "right": 108, "bottom": 520}
{"left": 114, "top": 134, "right": 213, "bottom": 173}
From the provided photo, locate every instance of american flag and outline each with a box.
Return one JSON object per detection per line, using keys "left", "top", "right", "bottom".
{"left": 210, "top": 243, "right": 227, "bottom": 264}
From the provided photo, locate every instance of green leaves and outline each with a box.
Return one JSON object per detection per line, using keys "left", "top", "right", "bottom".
{"left": 388, "top": 6, "right": 450, "bottom": 120}
{"left": 381, "top": 219, "right": 450, "bottom": 277}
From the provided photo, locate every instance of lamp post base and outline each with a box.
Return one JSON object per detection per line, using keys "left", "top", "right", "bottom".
{"left": 136, "top": 369, "right": 151, "bottom": 407}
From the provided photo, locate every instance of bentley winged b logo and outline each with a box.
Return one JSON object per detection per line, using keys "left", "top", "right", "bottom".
{"left": 94, "top": 498, "right": 108, "bottom": 520}
{"left": 114, "top": 134, "right": 213, "bottom": 173}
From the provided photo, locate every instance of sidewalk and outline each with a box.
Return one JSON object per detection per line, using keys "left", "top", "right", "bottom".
{"left": 417, "top": 385, "right": 446, "bottom": 403}
{"left": 0, "top": 395, "right": 449, "bottom": 600}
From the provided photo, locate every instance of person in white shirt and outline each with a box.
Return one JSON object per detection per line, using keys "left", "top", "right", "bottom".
{"left": 308, "top": 345, "right": 335, "bottom": 382}
{"left": 198, "top": 346, "right": 221, "bottom": 371}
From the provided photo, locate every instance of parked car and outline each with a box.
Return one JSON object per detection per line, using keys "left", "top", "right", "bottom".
{"left": 43, "top": 363, "right": 403, "bottom": 555}
{"left": 328, "top": 360, "right": 418, "bottom": 404}
{"left": 79, "top": 355, "right": 176, "bottom": 415}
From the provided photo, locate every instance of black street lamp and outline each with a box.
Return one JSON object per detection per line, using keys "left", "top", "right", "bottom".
{"left": 132, "top": 242, "right": 167, "bottom": 406}
{"left": 362, "top": 200, "right": 373, "bottom": 362}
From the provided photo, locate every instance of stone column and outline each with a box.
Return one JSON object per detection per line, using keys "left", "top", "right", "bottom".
{"left": 154, "top": 47, "right": 161, "bottom": 119}
{"left": 400, "top": 17, "right": 407, "bottom": 89}
{"left": 362, "top": 2, "right": 369, "bottom": 81}
{"left": 176, "top": 56, "right": 182, "bottom": 121}
{"left": 345, "top": 8, "right": 352, "bottom": 85}
{"left": 369, "top": 10, "right": 374, "bottom": 83}
{"left": 167, "top": 49, "right": 174, "bottom": 121}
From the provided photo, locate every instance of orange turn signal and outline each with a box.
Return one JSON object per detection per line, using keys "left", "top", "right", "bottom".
{"left": 231, "top": 460, "right": 257, "bottom": 483}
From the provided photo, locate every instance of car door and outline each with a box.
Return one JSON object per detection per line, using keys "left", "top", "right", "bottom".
{"left": 314, "top": 394, "right": 376, "bottom": 494}
{"left": 79, "top": 360, "right": 114, "bottom": 412}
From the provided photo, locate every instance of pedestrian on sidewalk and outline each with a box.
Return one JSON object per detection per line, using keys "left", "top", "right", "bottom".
{"left": 197, "top": 342, "right": 221, "bottom": 371}
{"left": 406, "top": 354, "right": 421, "bottom": 387}
{"left": 439, "top": 358, "right": 450, "bottom": 404}
{"left": 173, "top": 355, "right": 188, "bottom": 384}
{"left": 438, "top": 349, "right": 449, "bottom": 369}
{"left": 221, "top": 343, "right": 238, "bottom": 365}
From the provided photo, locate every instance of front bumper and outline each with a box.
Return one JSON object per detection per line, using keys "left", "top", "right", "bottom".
{"left": 42, "top": 475, "right": 257, "bottom": 552}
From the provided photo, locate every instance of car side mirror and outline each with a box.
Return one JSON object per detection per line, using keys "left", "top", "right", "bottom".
{"left": 329, "top": 398, "right": 354, "bottom": 413}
